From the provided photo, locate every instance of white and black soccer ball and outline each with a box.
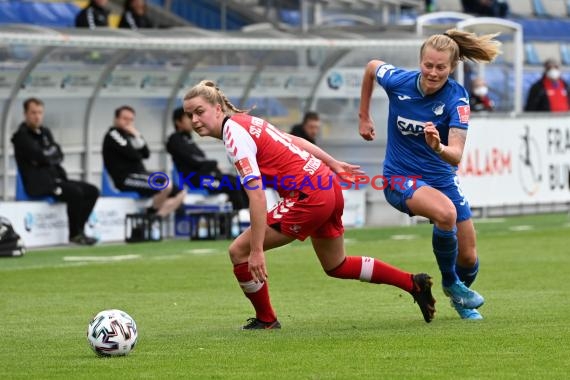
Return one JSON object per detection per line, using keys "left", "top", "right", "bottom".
{"left": 87, "top": 309, "right": 138, "bottom": 356}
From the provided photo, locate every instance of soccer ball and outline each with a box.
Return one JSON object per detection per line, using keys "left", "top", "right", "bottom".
{"left": 87, "top": 309, "right": 138, "bottom": 356}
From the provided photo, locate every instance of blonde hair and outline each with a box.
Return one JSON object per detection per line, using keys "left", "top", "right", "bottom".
{"left": 421, "top": 29, "right": 502, "bottom": 69}
{"left": 183, "top": 80, "right": 248, "bottom": 114}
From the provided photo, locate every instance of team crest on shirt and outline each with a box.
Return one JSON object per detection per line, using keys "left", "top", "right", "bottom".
{"left": 235, "top": 157, "right": 253, "bottom": 177}
{"left": 456, "top": 105, "right": 470, "bottom": 124}
{"left": 432, "top": 102, "right": 445, "bottom": 116}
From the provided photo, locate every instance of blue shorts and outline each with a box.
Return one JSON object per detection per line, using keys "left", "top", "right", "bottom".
{"left": 383, "top": 175, "right": 472, "bottom": 222}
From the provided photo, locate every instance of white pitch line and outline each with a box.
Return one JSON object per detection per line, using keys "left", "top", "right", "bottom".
{"left": 183, "top": 248, "right": 221, "bottom": 255}
{"left": 508, "top": 225, "right": 534, "bottom": 232}
{"left": 391, "top": 234, "right": 418, "bottom": 240}
{"left": 63, "top": 254, "right": 140, "bottom": 262}
{"left": 474, "top": 218, "right": 506, "bottom": 224}
{"left": 151, "top": 254, "right": 183, "bottom": 261}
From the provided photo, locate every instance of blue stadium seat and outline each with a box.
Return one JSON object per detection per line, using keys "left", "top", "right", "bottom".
{"left": 0, "top": 1, "right": 22, "bottom": 24}
{"left": 519, "top": 19, "right": 570, "bottom": 42}
{"left": 525, "top": 43, "right": 541, "bottom": 65}
{"left": 101, "top": 167, "right": 141, "bottom": 199}
{"left": 44, "top": 2, "right": 81, "bottom": 27}
{"left": 0, "top": 1, "right": 79, "bottom": 27}
{"left": 532, "top": 0, "right": 548, "bottom": 17}
{"left": 168, "top": 0, "right": 247, "bottom": 30}
{"left": 279, "top": 9, "right": 301, "bottom": 26}
{"left": 15, "top": 171, "right": 56, "bottom": 204}
{"left": 561, "top": 44, "right": 570, "bottom": 65}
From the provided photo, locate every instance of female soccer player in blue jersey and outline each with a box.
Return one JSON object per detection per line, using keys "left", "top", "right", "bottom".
{"left": 358, "top": 29, "right": 502, "bottom": 320}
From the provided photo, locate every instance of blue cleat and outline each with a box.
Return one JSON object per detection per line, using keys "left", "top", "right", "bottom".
{"left": 451, "top": 300, "right": 483, "bottom": 320}
{"left": 442, "top": 281, "right": 484, "bottom": 309}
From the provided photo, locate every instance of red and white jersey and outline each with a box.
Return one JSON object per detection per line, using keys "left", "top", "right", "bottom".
{"left": 222, "top": 114, "right": 330, "bottom": 198}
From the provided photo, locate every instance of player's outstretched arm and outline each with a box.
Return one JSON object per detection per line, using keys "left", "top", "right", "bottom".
{"left": 358, "top": 59, "right": 385, "bottom": 141}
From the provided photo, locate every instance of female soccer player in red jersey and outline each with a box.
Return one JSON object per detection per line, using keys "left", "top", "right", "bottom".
{"left": 183, "top": 80, "right": 436, "bottom": 329}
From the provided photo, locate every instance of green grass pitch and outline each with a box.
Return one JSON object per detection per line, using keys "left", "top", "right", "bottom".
{"left": 1, "top": 213, "right": 570, "bottom": 379}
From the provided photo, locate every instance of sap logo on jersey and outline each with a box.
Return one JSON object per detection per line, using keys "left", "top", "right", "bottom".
{"left": 397, "top": 116, "right": 425, "bottom": 136}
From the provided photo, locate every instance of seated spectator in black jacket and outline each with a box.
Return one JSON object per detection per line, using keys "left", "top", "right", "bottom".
{"left": 289, "top": 111, "right": 320, "bottom": 145}
{"left": 469, "top": 77, "right": 495, "bottom": 112}
{"left": 103, "top": 105, "right": 185, "bottom": 218}
{"left": 167, "top": 107, "right": 248, "bottom": 211}
{"left": 75, "top": 0, "right": 109, "bottom": 29}
{"left": 461, "top": 0, "right": 509, "bottom": 18}
{"left": 119, "top": 0, "right": 155, "bottom": 30}
{"left": 11, "top": 98, "right": 100, "bottom": 245}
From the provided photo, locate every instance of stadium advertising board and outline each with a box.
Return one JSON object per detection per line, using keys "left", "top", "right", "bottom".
{"left": 85, "top": 198, "right": 140, "bottom": 243}
{"left": 318, "top": 68, "right": 388, "bottom": 99}
{"left": 458, "top": 116, "right": 570, "bottom": 207}
{"left": 1, "top": 202, "right": 68, "bottom": 247}
{"left": 1, "top": 198, "right": 140, "bottom": 247}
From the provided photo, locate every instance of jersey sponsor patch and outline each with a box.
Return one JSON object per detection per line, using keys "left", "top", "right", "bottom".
{"left": 457, "top": 105, "right": 470, "bottom": 124}
{"left": 396, "top": 115, "right": 425, "bottom": 136}
{"left": 235, "top": 157, "right": 253, "bottom": 177}
{"left": 377, "top": 64, "right": 395, "bottom": 79}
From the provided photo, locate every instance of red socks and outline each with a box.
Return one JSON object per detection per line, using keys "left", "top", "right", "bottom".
{"left": 233, "top": 263, "right": 277, "bottom": 323}
{"left": 326, "top": 256, "right": 414, "bottom": 292}
{"left": 233, "top": 256, "right": 413, "bottom": 322}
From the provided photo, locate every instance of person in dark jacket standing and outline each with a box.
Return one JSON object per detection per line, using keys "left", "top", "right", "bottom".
{"left": 11, "top": 98, "right": 99, "bottom": 245}
{"left": 75, "top": 0, "right": 109, "bottom": 29}
{"left": 289, "top": 111, "right": 320, "bottom": 145}
{"left": 525, "top": 58, "right": 570, "bottom": 112}
{"left": 103, "top": 105, "right": 185, "bottom": 217}
{"left": 166, "top": 107, "right": 248, "bottom": 210}
{"left": 119, "top": 0, "right": 155, "bottom": 30}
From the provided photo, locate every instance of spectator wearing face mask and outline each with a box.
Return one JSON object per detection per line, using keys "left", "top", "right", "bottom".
{"left": 469, "top": 77, "right": 494, "bottom": 112}
{"left": 525, "top": 58, "right": 570, "bottom": 112}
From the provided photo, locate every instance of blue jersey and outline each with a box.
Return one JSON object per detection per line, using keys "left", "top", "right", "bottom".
{"left": 376, "top": 63, "right": 470, "bottom": 188}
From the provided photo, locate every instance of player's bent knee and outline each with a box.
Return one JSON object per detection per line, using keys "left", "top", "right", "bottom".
{"left": 435, "top": 207, "right": 457, "bottom": 227}
{"left": 324, "top": 256, "right": 356, "bottom": 280}
{"left": 228, "top": 240, "right": 249, "bottom": 264}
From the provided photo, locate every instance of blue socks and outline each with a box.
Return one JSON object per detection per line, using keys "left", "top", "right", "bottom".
{"left": 456, "top": 258, "right": 479, "bottom": 288}
{"left": 432, "top": 226, "right": 460, "bottom": 287}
